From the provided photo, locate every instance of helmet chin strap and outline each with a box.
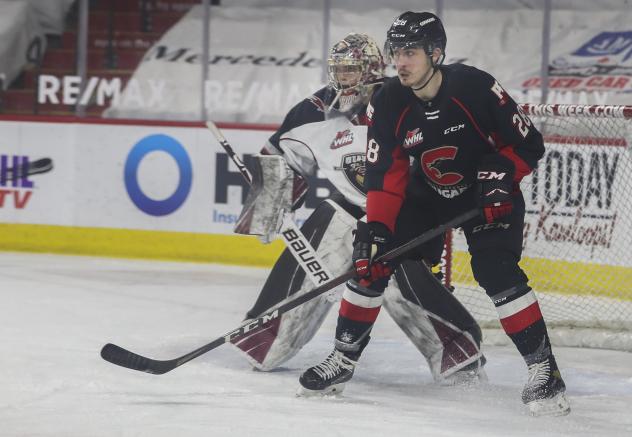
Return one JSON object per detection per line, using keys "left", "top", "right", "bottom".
{"left": 412, "top": 61, "right": 438, "bottom": 92}
{"left": 412, "top": 52, "right": 444, "bottom": 92}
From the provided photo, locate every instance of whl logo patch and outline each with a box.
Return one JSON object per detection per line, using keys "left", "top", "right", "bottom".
{"left": 331, "top": 129, "right": 354, "bottom": 149}
{"left": 404, "top": 128, "right": 424, "bottom": 148}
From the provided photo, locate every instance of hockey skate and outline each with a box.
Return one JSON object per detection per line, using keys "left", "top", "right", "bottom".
{"left": 521, "top": 355, "right": 570, "bottom": 416}
{"left": 297, "top": 349, "right": 357, "bottom": 397}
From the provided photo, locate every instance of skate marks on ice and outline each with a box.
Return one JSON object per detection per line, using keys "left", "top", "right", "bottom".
{"left": 290, "top": 339, "right": 632, "bottom": 436}
{"left": 1, "top": 252, "right": 631, "bottom": 437}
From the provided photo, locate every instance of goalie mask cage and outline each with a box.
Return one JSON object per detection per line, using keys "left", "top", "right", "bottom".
{"left": 447, "top": 104, "right": 632, "bottom": 351}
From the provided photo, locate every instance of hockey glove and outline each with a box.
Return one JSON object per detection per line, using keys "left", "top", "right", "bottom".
{"left": 477, "top": 154, "right": 515, "bottom": 224}
{"left": 352, "top": 221, "right": 393, "bottom": 283}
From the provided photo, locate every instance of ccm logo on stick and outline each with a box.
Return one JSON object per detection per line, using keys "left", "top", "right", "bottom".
{"left": 224, "top": 310, "right": 280, "bottom": 342}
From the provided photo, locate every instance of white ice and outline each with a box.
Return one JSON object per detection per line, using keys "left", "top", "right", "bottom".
{"left": 1, "top": 252, "right": 631, "bottom": 437}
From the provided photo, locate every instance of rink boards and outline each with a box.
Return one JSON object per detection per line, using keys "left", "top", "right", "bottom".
{"left": 0, "top": 117, "right": 287, "bottom": 266}
{"left": 0, "top": 117, "right": 630, "bottom": 299}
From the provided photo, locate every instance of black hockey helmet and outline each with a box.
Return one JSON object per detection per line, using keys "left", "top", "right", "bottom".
{"left": 385, "top": 11, "right": 447, "bottom": 61}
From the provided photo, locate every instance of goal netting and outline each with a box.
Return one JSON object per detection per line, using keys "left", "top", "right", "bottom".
{"left": 448, "top": 104, "right": 632, "bottom": 351}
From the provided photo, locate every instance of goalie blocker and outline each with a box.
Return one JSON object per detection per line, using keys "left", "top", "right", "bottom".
{"left": 231, "top": 156, "right": 485, "bottom": 382}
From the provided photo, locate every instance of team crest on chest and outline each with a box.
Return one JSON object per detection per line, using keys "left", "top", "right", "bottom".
{"left": 331, "top": 129, "right": 354, "bottom": 149}
{"left": 335, "top": 152, "right": 367, "bottom": 193}
{"left": 403, "top": 128, "right": 424, "bottom": 148}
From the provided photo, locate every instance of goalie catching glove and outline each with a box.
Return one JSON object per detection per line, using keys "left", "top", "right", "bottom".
{"left": 477, "top": 154, "right": 515, "bottom": 224}
{"left": 233, "top": 155, "right": 308, "bottom": 243}
{"left": 352, "top": 221, "right": 392, "bottom": 285}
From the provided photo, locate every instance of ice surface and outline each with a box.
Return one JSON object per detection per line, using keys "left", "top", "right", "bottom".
{"left": 1, "top": 252, "right": 631, "bottom": 437}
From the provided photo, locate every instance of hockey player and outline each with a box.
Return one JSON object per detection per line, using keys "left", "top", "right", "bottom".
{"left": 299, "top": 14, "right": 570, "bottom": 417}
{"left": 232, "top": 33, "right": 486, "bottom": 386}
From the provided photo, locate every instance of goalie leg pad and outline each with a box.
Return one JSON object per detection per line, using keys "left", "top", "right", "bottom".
{"left": 232, "top": 199, "right": 356, "bottom": 370}
{"left": 383, "top": 259, "right": 484, "bottom": 382}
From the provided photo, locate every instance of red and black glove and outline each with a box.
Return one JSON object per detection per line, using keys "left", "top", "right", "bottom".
{"left": 352, "top": 221, "right": 392, "bottom": 284}
{"left": 477, "top": 154, "right": 515, "bottom": 224}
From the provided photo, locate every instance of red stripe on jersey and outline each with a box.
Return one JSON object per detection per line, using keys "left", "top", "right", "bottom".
{"left": 499, "top": 301, "right": 543, "bottom": 334}
{"left": 451, "top": 97, "right": 492, "bottom": 148}
{"left": 395, "top": 105, "right": 411, "bottom": 137}
{"left": 366, "top": 191, "right": 404, "bottom": 232}
{"left": 365, "top": 139, "right": 409, "bottom": 232}
{"left": 499, "top": 146, "right": 533, "bottom": 182}
{"left": 384, "top": 145, "right": 409, "bottom": 195}
{"left": 339, "top": 299, "right": 381, "bottom": 323}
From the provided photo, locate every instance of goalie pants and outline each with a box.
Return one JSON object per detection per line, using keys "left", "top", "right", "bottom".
{"left": 234, "top": 190, "right": 484, "bottom": 378}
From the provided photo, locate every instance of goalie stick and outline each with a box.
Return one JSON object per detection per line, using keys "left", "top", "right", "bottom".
{"left": 2, "top": 158, "right": 53, "bottom": 182}
{"left": 100, "top": 207, "right": 478, "bottom": 374}
{"left": 205, "top": 121, "right": 334, "bottom": 286}
{"left": 205, "top": 121, "right": 254, "bottom": 184}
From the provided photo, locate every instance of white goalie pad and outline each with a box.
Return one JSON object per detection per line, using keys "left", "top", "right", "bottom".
{"left": 231, "top": 200, "right": 357, "bottom": 371}
{"left": 234, "top": 155, "right": 295, "bottom": 243}
{"left": 384, "top": 260, "right": 484, "bottom": 382}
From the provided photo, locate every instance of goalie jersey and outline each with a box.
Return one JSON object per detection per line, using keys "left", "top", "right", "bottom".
{"left": 261, "top": 87, "right": 371, "bottom": 209}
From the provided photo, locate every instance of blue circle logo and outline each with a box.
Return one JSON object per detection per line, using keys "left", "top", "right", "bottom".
{"left": 124, "top": 134, "right": 192, "bottom": 216}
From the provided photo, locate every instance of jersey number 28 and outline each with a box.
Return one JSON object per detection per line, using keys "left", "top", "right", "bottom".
{"left": 512, "top": 106, "right": 532, "bottom": 138}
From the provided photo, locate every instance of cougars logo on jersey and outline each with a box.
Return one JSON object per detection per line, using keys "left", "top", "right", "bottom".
{"left": 331, "top": 129, "right": 354, "bottom": 149}
{"left": 335, "top": 152, "right": 367, "bottom": 194}
{"left": 420, "top": 146, "right": 470, "bottom": 198}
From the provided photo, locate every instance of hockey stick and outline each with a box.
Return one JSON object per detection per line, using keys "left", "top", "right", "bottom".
{"left": 100, "top": 207, "right": 478, "bottom": 374}
{"left": 206, "top": 121, "right": 253, "bottom": 184}
{"left": 2, "top": 157, "right": 53, "bottom": 182}
{"left": 205, "top": 121, "right": 334, "bottom": 285}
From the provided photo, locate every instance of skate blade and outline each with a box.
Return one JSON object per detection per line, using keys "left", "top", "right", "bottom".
{"left": 527, "top": 392, "right": 571, "bottom": 417}
{"left": 296, "top": 383, "right": 346, "bottom": 398}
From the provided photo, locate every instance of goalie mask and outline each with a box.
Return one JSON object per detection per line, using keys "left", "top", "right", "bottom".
{"left": 327, "top": 33, "right": 385, "bottom": 113}
{"left": 385, "top": 11, "right": 447, "bottom": 66}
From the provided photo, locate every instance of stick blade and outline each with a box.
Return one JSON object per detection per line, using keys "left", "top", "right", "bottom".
{"left": 100, "top": 343, "right": 175, "bottom": 375}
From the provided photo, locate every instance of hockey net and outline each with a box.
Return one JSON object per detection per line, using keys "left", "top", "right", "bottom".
{"left": 448, "top": 104, "right": 632, "bottom": 351}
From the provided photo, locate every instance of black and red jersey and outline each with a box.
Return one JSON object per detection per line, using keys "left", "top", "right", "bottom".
{"left": 365, "top": 63, "right": 545, "bottom": 231}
